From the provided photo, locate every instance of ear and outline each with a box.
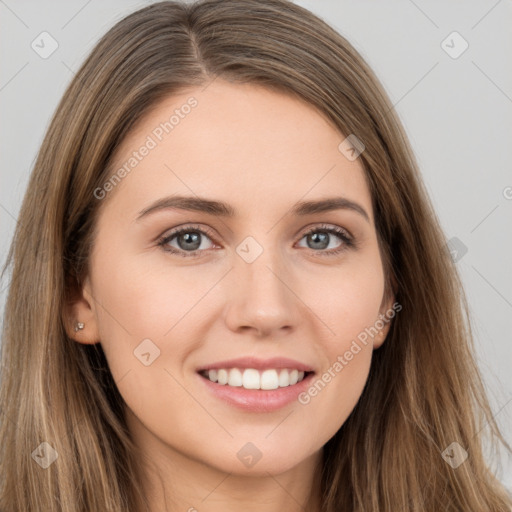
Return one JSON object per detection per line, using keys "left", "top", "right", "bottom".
{"left": 62, "top": 276, "right": 100, "bottom": 345}
{"left": 373, "top": 278, "right": 398, "bottom": 349}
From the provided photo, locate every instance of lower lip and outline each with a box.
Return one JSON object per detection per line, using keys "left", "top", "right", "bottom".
{"left": 197, "top": 372, "right": 315, "bottom": 412}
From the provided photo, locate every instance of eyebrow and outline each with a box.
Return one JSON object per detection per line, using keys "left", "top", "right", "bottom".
{"left": 136, "top": 195, "right": 370, "bottom": 223}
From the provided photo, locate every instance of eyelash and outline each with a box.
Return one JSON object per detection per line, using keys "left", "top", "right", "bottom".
{"left": 157, "top": 223, "right": 356, "bottom": 258}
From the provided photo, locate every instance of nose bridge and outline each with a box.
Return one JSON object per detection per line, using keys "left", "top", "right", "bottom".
{"left": 236, "top": 233, "right": 288, "bottom": 299}
{"left": 225, "top": 232, "right": 301, "bottom": 334}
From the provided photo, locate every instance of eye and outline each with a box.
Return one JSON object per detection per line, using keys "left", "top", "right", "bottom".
{"left": 157, "top": 224, "right": 217, "bottom": 258}
{"left": 296, "top": 224, "right": 355, "bottom": 256}
{"left": 157, "top": 223, "right": 356, "bottom": 258}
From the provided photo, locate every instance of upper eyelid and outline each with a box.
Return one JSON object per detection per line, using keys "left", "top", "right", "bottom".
{"left": 303, "top": 223, "right": 352, "bottom": 238}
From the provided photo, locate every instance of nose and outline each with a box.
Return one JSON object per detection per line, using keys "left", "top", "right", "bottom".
{"left": 223, "top": 242, "right": 303, "bottom": 338}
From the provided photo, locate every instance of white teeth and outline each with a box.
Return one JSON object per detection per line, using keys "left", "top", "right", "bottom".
{"left": 228, "top": 368, "right": 243, "bottom": 387}
{"left": 242, "top": 369, "right": 260, "bottom": 389}
{"left": 260, "top": 369, "right": 279, "bottom": 390}
{"left": 217, "top": 369, "right": 228, "bottom": 385}
{"left": 201, "top": 368, "right": 309, "bottom": 389}
{"left": 278, "top": 369, "right": 289, "bottom": 387}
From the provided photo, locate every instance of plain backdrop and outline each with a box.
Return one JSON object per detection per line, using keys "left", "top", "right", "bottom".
{"left": 1, "top": 0, "right": 511, "bottom": 489}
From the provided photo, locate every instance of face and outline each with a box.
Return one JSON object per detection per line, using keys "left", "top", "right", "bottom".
{"left": 66, "top": 79, "right": 394, "bottom": 477}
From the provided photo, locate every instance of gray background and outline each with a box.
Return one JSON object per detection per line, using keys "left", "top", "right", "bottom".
{"left": 1, "top": 0, "right": 511, "bottom": 489}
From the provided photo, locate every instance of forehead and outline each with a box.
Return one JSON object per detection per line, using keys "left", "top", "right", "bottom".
{"left": 104, "top": 79, "right": 373, "bottom": 224}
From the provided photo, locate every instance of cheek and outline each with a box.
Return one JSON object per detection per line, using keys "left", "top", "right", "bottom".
{"left": 89, "top": 246, "right": 232, "bottom": 417}
{"left": 297, "top": 342, "right": 373, "bottom": 445}
{"left": 297, "top": 250, "right": 384, "bottom": 425}
{"left": 305, "top": 249, "right": 386, "bottom": 346}
{"left": 87, "top": 246, "right": 191, "bottom": 394}
{"left": 91, "top": 265, "right": 201, "bottom": 426}
{"left": 297, "top": 283, "right": 380, "bottom": 442}
{"left": 91, "top": 244, "right": 214, "bottom": 343}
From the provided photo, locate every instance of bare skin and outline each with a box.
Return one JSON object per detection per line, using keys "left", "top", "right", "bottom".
{"left": 65, "top": 79, "right": 394, "bottom": 512}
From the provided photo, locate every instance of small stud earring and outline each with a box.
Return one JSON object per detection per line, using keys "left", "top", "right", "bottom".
{"left": 74, "top": 321, "right": 85, "bottom": 332}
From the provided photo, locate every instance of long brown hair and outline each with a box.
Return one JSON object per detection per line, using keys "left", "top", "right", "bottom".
{"left": 1, "top": 1, "right": 511, "bottom": 510}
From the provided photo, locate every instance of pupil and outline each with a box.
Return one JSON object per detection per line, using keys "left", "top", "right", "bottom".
{"left": 309, "top": 232, "right": 328, "bottom": 249}
{"left": 180, "top": 232, "right": 201, "bottom": 250}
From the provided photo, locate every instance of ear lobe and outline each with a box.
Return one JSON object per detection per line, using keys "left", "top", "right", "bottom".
{"left": 62, "top": 277, "right": 100, "bottom": 345}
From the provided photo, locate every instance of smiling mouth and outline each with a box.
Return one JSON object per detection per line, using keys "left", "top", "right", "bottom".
{"left": 198, "top": 368, "right": 314, "bottom": 390}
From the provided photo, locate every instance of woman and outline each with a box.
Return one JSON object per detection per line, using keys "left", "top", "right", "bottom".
{"left": 1, "top": 0, "right": 510, "bottom": 510}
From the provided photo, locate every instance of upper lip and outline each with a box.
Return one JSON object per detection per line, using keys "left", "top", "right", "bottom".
{"left": 196, "top": 356, "right": 315, "bottom": 373}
